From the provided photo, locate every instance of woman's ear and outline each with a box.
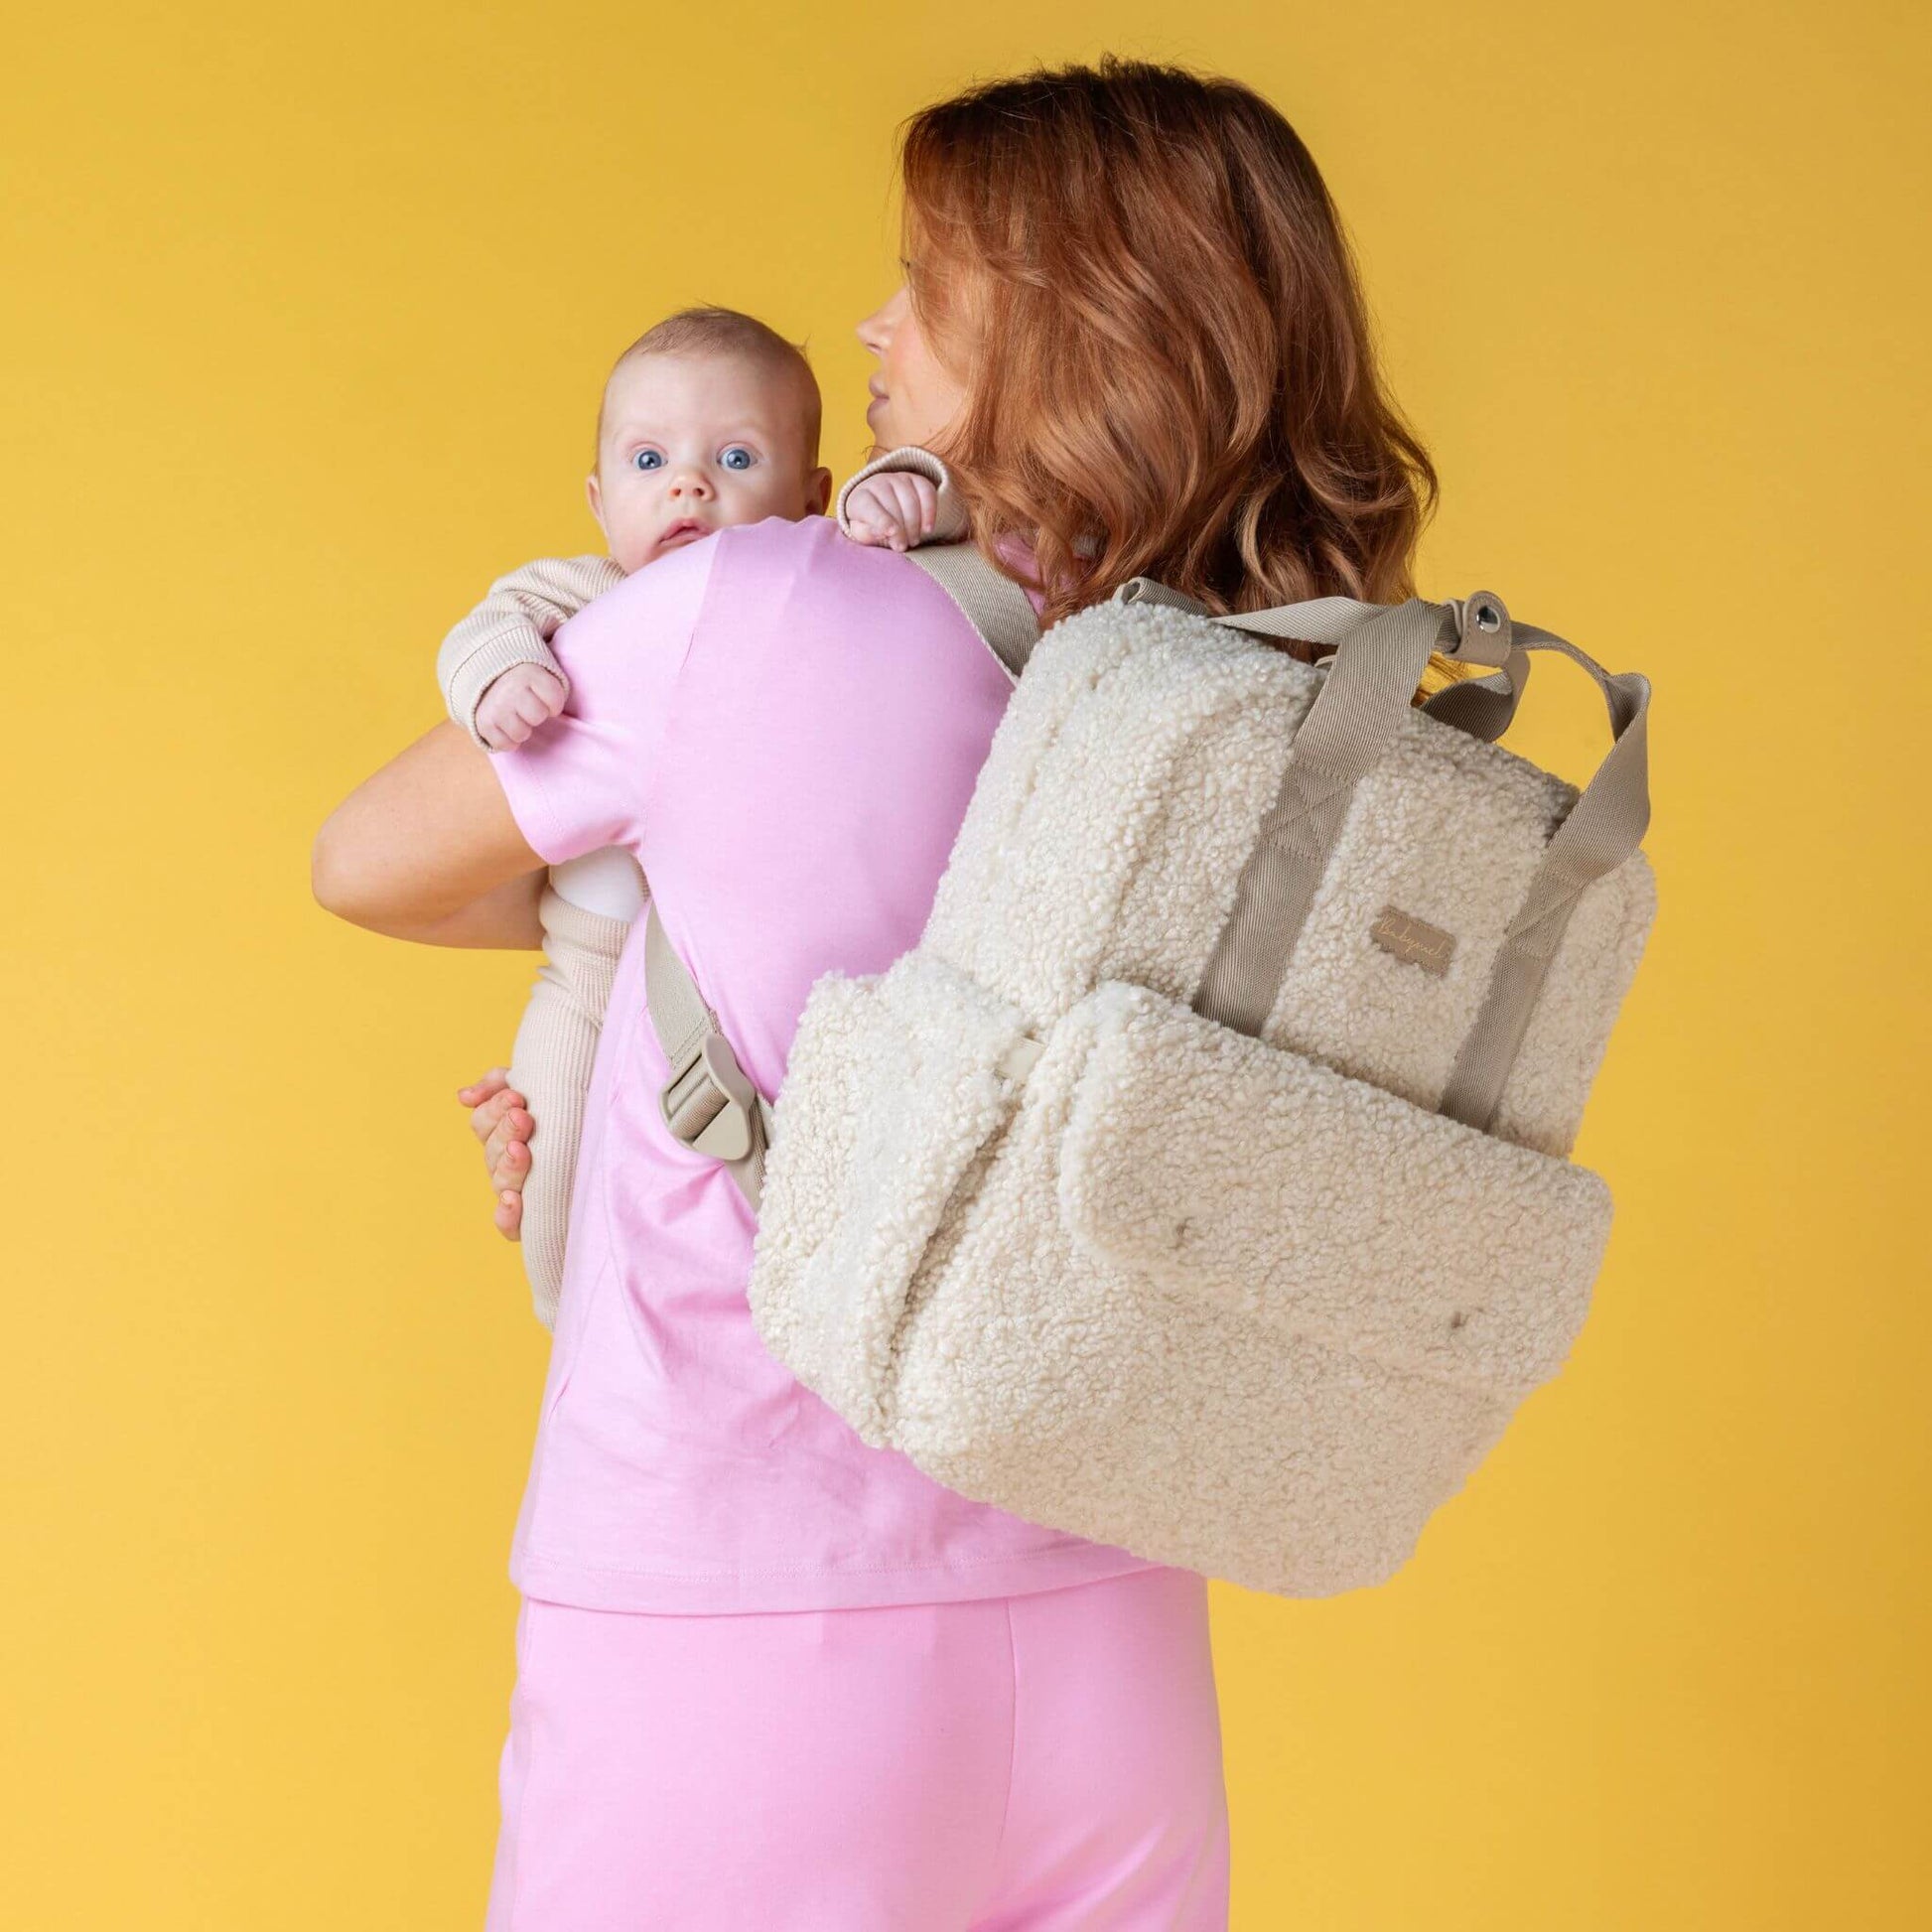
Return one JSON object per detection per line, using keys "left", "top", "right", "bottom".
{"left": 804, "top": 466, "right": 834, "bottom": 517}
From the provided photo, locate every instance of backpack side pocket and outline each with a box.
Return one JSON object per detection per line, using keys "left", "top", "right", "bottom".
{"left": 747, "top": 949, "right": 1039, "bottom": 1444}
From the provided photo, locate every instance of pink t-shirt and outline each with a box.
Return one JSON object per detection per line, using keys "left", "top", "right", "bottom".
{"left": 487, "top": 513, "right": 1165, "bottom": 1613}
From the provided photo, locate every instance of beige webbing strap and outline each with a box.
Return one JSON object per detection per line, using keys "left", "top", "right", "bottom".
{"left": 643, "top": 900, "right": 775, "bottom": 1213}
{"left": 1189, "top": 597, "right": 1466, "bottom": 1034}
{"left": 1434, "top": 622, "right": 1651, "bottom": 1131}
{"left": 905, "top": 541, "right": 1042, "bottom": 682}
{"left": 1420, "top": 652, "right": 1533, "bottom": 743}
{"left": 1115, "top": 576, "right": 1534, "bottom": 742}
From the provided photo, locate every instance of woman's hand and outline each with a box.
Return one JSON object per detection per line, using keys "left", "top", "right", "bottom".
{"left": 457, "top": 1066, "right": 534, "bottom": 1239}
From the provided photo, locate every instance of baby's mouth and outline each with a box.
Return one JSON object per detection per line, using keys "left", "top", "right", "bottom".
{"left": 658, "top": 518, "right": 708, "bottom": 547}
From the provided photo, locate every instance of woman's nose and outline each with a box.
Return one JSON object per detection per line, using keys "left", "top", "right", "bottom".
{"left": 855, "top": 298, "right": 893, "bottom": 354}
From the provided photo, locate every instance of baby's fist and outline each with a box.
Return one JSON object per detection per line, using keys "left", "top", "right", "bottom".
{"left": 843, "top": 471, "right": 938, "bottom": 552}
{"left": 476, "top": 663, "right": 567, "bottom": 751}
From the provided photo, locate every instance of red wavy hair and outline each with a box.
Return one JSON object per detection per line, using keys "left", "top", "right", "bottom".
{"left": 899, "top": 57, "right": 1450, "bottom": 681}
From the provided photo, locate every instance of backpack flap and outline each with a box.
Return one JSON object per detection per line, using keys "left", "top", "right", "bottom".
{"left": 1054, "top": 979, "right": 1614, "bottom": 1397}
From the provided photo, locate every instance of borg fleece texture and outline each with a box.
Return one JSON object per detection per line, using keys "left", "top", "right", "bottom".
{"left": 746, "top": 597, "right": 1656, "bottom": 1598}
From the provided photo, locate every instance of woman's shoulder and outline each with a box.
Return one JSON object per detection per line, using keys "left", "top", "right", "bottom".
{"left": 711, "top": 511, "right": 965, "bottom": 613}
{"left": 714, "top": 511, "right": 863, "bottom": 575}
{"left": 563, "top": 517, "right": 937, "bottom": 665}
{"left": 546, "top": 529, "right": 720, "bottom": 683}
{"left": 712, "top": 517, "right": 1044, "bottom": 669}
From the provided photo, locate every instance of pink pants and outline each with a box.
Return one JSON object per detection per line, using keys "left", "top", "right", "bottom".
{"left": 484, "top": 1565, "right": 1230, "bottom": 1930}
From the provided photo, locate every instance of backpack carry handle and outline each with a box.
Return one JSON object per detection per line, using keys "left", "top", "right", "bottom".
{"left": 1127, "top": 577, "right": 1653, "bottom": 1134}
{"left": 1117, "top": 575, "right": 1534, "bottom": 740}
{"left": 1121, "top": 576, "right": 1652, "bottom": 909}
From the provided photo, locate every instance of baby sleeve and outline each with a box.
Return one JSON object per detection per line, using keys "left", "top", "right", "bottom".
{"left": 506, "top": 882, "right": 632, "bottom": 1329}
{"left": 437, "top": 553, "right": 627, "bottom": 751}
{"left": 483, "top": 533, "right": 719, "bottom": 867}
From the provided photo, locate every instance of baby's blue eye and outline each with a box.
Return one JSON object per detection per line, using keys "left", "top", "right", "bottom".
{"left": 720, "top": 446, "right": 757, "bottom": 472}
{"left": 630, "top": 449, "right": 664, "bottom": 472}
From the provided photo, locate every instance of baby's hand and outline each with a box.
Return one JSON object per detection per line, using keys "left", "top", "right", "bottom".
{"left": 475, "top": 662, "right": 568, "bottom": 751}
{"left": 843, "top": 471, "right": 939, "bottom": 552}
{"left": 457, "top": 1067, "right": 531, "bottom": 1240}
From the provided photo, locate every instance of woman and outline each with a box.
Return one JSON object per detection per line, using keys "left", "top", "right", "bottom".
{"left": 314, "top": 57, "right": 1436, "bottom": 1932}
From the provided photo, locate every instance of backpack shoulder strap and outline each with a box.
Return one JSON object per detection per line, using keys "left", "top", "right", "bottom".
{"left": 906, "top": 541, "right": 1042, "bottom": 682}
{"left": 636, "top": 538, "right": 1041, "bottom": 1216}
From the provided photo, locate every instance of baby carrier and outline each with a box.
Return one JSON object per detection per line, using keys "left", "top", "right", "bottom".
{"left": 639, "top": 541, "right": 1655, "bottom": 1597}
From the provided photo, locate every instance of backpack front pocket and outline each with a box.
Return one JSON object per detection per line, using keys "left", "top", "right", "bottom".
{"left": 1055, "top": 980, "right": 1614, "bottom": 1397}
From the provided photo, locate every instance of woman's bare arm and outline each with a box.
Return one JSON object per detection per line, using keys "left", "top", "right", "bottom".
{"left": 312, "top": 718, "right": 550, "bottom": 946}
{"left": 384, "top": 866, "right": 548, "bottom": 948}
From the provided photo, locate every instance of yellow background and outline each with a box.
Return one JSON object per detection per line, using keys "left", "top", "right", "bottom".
{"left": 6, "top": 2, "right": 1926, "bottom": 1924}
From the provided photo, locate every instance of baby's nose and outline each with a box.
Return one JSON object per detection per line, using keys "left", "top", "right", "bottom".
{"left": 669, "top": 470, "right": 713, "bottom": 497}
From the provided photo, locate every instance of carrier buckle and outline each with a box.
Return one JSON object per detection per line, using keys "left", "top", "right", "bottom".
{"left": 659, "top": 1033, "right": 759, "bottom": 1162}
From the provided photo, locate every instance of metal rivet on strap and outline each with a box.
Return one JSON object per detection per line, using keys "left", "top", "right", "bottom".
{"left": 1451, "top": 591, "right": 1511, "bottom": 664}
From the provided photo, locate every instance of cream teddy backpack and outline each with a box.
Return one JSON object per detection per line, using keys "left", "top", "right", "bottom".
{"left": 640, "top": 543, "right": 1655, "bottom": 1597}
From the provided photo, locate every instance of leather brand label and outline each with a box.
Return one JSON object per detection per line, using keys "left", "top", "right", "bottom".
{"left": 1369, "top": 903, "right": 1455, "bottom": 976}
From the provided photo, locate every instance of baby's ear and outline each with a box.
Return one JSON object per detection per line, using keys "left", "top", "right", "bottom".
{"left": 804, "top": 466, "right": 834, "bottom": 518}
{"left": 585, "top": 472, "right": 606, "bottom": 531}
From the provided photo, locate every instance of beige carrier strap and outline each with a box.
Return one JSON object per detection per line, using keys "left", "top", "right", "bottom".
{"left": 637, "top": 541, "right": 1039, "bottom": 1216}
{"left": 1143, "top": 578, "right": 1651, "bottom": 1134}
{"left": 904, "top": 540, "right": 1042, "bottom": 680}
{"left": 643, "top": 900, "right": 777, "bottom": 1212}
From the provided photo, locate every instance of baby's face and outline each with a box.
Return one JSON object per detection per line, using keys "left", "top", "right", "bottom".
{"left": 587, "top": 351, "right": 832, "bottom": 574}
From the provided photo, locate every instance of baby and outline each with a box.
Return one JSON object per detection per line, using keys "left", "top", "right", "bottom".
{"left": 436, "top": 306, "right": 959, "bottom": 1328}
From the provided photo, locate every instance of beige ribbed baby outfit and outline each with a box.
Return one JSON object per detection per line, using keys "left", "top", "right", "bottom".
{"left": 438, "top": 550, "right": 632, "bottom": 1328}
